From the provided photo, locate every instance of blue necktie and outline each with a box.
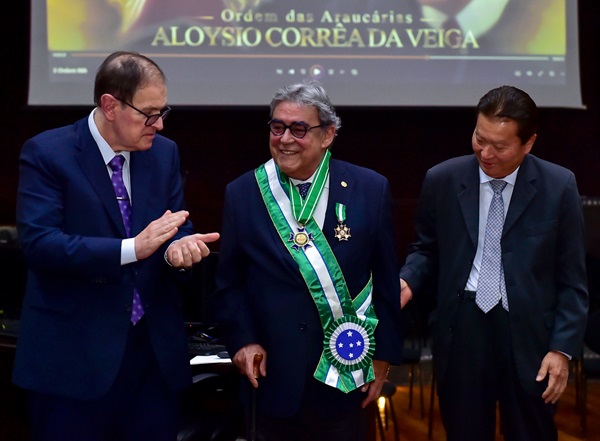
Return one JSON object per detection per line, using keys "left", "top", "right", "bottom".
{"left": 476, "top": 180, "right": 509, "bottom": 313}
{"left": 109, "top": 155, "right": 144, "bottom": 324}
{"left": 297, "top": 182, "right": 311, "bottom": 199}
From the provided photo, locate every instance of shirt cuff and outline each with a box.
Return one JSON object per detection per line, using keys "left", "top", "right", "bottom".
{"left": 121, "top": 238, "right": 137, "bottom": 264}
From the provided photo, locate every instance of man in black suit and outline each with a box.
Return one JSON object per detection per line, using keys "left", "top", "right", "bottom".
{"left": 400, "top": 85, "right": 588, "bottom": 440}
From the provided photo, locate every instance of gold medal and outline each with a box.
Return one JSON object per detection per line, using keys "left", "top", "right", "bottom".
{"left": 289, "top": 226, "right": 313, "bottom": 251}
{"left": 334, "top": 223, "right": 351, "bottom": 241}
{"left": 293, "top": 231, "right": 309, "bottom": 246}
{"left": 334, "top": 203, "right": 350, "bottom": 241}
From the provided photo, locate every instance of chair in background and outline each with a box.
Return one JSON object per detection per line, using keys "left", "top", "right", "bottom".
{"left": 375, "top": 380, "right": 400, "bottom": 441}
{"left": 377, "top": 299, "right": 430, "bottom": 440}
{"left": 0, "top": 225, "right": 27, "bottom": 320}
{"left": 402, "top": 345, "right": 424, "bottom": 418}
{"left": 427, "top": 367, "right": 436, "bottom": 440}
{"left": 178, "top": 372, "right": 243, "bottom": 441}
{"left": 376, "top": 297, "right": 426, "bottom": 440}
{"left": 401, "top": 300, "right": 426, "bottom": 419}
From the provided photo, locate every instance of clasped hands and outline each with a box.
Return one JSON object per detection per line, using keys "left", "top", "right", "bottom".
{"left": 134, "top": 209, "right": 220, "bottom": 267}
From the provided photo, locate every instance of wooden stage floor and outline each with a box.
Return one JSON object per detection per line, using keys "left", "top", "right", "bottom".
{"left": 380, "top": 363, "right": 600, "bottom": 441}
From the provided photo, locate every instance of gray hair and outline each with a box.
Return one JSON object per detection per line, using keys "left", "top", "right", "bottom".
{"left": 269, "top": 80, "right": 342, "bottom": 131}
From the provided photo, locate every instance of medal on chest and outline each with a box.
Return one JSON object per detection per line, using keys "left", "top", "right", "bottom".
{"left": 334, "top": 202, "right": 351, "bottom": 241}
{"left": 289, "top": 226, "right": 313, "bottom": 251}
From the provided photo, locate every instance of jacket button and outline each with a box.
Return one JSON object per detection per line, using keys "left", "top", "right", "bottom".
{"left": 299, "top": 322, "right": 307, "bottom": 331}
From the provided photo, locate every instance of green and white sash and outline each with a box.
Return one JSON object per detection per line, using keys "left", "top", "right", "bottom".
{"left": 255, "top": 152, "right": 378, "bottom": 393}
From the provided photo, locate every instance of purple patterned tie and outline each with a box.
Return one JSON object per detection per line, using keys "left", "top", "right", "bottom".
{"left": 476, "top": 180, "right": 508, "bottom": 313}
{"left": 109, "top": 155, "right": 144, "bottom": 324}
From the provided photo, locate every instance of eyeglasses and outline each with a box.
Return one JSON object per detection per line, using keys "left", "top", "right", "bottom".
{"left": 268, "top": 119, "right": 323, "bottom": 139}
{"left": 117, "top": 99, "right": 171, "bottom": 126}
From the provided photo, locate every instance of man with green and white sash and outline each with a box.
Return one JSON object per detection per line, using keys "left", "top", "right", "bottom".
{"left": 214, "top": 80, "right": 404, "bottom": 441}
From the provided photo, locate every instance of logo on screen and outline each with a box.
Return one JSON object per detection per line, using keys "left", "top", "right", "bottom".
{"left": 309, "top": 64, "right": 325, "bottom": 80}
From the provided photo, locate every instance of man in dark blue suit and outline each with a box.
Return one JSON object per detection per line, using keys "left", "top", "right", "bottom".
{"left": 400, "top": 85, "right": 589, "bottom": 440}
{"left": 12, "top": 51, "right": 219, "bottom": 441}
{"left": 213, "top": 80, "right": 404, "bottom": 440}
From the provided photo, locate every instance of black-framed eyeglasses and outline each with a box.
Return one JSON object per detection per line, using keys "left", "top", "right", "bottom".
{"left": 268, "top": 119, "right": 323, "bottom": 139}
{"left": 118, "top": 99, "right": 171, "bottom": 126}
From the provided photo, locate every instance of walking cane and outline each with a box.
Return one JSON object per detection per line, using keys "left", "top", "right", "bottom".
{"left": 249, "top": 353, "right": 263, "bottom": 441}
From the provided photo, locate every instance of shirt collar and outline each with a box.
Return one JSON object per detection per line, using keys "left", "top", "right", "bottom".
{"left": 479, "top": 166, "right": 519, "bottom": 187}
{"left": 88, "top": 109, "right": 131, "bottom": 166}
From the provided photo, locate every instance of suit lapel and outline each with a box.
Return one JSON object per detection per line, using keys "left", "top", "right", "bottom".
{"left": 75, "top": 123, "right": 127, "bottom": 237}
{"left": 129, "top": 151, "right": 153, "bottom": 236}
{"left": 504, "top": 156, "right": 537, "bottom": 235}
{"left": 457, "top": 158, "right": 481, "bottom": 247}
{"left": 457, "top": 155, "right": 537, "bottom": 240}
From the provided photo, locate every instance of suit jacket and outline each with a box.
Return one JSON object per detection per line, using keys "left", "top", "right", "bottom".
{"left": 12, "top": 117, "right": 195, "bottom": 400}
{"left": 400, "top": 154, "right": 589, "bottom": 396}
{"left": 213, "top": 158, "right": 404, "bottom": 418}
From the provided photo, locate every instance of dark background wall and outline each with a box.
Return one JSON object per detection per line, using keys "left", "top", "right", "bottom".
{"left": 2, "top": 1, "right": 599, "bottom": 260}
{"left": 0, "top": 4, "right": 598, "bottom": 437}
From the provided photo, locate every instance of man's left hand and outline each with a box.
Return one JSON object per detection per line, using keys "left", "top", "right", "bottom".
{"left": 166, "top": 232, "right": 220, "bottom": 269}
{"left": 536, "top": 350, "right": 569, "bottom": 404}
{"left": 360, "top": 359, "right": 391, "bottom": 408}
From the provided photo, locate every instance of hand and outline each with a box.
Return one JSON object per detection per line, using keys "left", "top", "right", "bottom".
{"left": 166, "top": 232, "right": 220, "bottom": 269}
{"left": 536, "top": 350, "right": 569, "bottom": 404}
{"left": 134, "top": 210, "right": 189, "bottom": 260}
{"left": 232, "top": 344, "right": 267, "bottom": 389}
{"left": 400, "top": 278, "right": 413, "bottom": 309}
{"left": 360, "top": 359, "right": 390, "bottom": 408}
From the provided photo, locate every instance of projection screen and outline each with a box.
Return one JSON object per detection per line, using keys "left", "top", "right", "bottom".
{"left": 29, "top": 0, "right": 583, "bottom": 108}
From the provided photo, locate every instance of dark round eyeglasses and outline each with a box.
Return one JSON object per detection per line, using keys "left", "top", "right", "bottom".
{"left": 268, "top": 119, "right": 323, "bottom": 139}
{"left": 118, "top": 99, "right": 171, "bottom": 126}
